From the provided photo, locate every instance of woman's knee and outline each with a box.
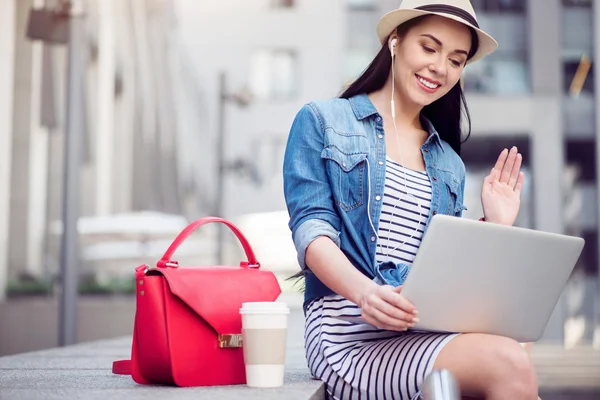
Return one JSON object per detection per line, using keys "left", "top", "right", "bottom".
{"left": 434, "top": 334, "right": 538, "bottom": 399}
{"left": 492, "top": 339, "right": 538, "bottom": 398}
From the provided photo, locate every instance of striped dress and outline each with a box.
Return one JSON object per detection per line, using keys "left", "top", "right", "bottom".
{"left": 304, "top": 157, "right": 459, "bottom": 400}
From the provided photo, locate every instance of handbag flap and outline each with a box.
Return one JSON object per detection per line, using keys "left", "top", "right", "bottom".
{"left": 149, "top": 266, "right": 281, "bottom": 334}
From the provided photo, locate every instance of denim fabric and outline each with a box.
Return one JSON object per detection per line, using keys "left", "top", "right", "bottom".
{"left": 283, "top": 93, "right": 467, "bottom": 305}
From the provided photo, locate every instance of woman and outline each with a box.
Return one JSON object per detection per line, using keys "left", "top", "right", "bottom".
{"left": 283, "top": 0, "right": 535, "bottom": 399}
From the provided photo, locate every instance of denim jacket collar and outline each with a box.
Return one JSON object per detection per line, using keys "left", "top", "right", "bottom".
{"left": 348, "top": 93, "right": 379, "bottom": 120}
{"left": 348, "top": 93, "right": 445, "bottom": 153}
{"left": 420, "top": 115, "right": 445, "bottom": 153}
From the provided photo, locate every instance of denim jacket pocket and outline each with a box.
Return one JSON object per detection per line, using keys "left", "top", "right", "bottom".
{"left": 441, "top": 174, "right": 466, "bottom": 216}
{"left": 321, "top": 146, "right": 368, "bottom": 211}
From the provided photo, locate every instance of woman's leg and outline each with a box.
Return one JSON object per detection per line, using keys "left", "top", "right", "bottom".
{"left": 433, "top": 333, "right": 538, "bottom": 400}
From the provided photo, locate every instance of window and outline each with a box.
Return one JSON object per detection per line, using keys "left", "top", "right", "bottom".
{"left": 563, "top": 0, "right": 592, "bottom": 7}
{"left": 464, "top": 2, "right": 529, "bottom": 93}
{"left": 563, "top": 8, "right": 593, "bottom": 56}
{"left": 345, "top": 0, "right": 379, "bottom": 85}
{"left": 461, "top": 136, "right": 531, "bottom": 168}
{"left": 271, "top": 0, "right": 294, "bottom": 8}
{"left": 249, "top": 50, "right": 298, "bottom": 101}
{"left": 463, "top": 54, "right": 530, "bottom": 94}
{"left": 471, "top": 0, "right": 526, "bottom": 12}
{"left": 347, "top": 5, "right": 379, "bottom": 51}
{"left": 565, "top": 139, "right": 596, "bottom": 183}
{"left": 564, "top": 56, "right": 594, "bottom": 95}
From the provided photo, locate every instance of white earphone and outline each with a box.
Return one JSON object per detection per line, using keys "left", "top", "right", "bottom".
{"left": 376, "top": 35, "right": 426, "bottom": 262}
{"left": 389, "top": 38, "right": 397, "bottom": 57}
{"left": 390, "top": 38, "right": 397, "bottom": 118}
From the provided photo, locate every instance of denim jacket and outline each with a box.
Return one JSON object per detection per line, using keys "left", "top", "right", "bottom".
{"left": 283, "top": 93, "right": 467, "bottom": 305}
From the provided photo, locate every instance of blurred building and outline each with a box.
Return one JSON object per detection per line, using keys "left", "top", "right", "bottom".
{"left": 0, "top": 0, "right": 346, "bottom": 296}
{"left": 174, "top": 0, "right": 346, "bottom": 217}
{"left": 0, "top": 0, "right": 187, "bottom": 295}
{"left": 0, "top": 0, "right": 598, "bottom": 345}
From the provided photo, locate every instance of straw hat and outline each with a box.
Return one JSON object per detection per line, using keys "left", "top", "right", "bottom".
{"left": 377, "top": 0, "right": 498, "bottom": 63}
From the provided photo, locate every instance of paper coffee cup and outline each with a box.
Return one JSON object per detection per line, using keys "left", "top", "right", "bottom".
{"left": 239, "top": 302, "right": 290, "bottom": 388}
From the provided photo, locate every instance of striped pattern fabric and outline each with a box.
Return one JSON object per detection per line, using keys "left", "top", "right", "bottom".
{"left": 303, "top": 158, "right": 458, "bottom": 399}
{"left": 304, "top": 295, "right": 458, "bottom": 399}
{"left": 376, "top": 157, "right": 432, "bottom": 265}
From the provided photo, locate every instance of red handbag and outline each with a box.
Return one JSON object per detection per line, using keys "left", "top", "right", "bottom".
{"left": 112, "top": 217, "right": 282, "bottom": 386}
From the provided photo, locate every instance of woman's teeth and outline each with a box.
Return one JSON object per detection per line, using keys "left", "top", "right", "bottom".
{"left": 417, "top": 76, "right": 439, "bottom": 89}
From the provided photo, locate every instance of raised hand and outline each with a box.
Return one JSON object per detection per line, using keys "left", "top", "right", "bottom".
{"left": 480, "top": 147, "right": 525, "bottom": 226}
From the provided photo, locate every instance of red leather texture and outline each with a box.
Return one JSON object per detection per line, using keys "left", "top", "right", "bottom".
{"left": 113, "top": 217, "right": 282, "bottom": 387}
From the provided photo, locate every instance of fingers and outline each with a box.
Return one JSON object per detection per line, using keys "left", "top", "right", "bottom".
{"left": 515, "top": 171, "right": 525, "bottom": 194}
{"left": 363, "top": 306, "right": 415, "bottom": 331}
{"left": 493, "top": 148, "right": 509, "bottom": 171}
{"left": 380, "top": 287, "right": 417, "bottom": 315}
{"left": 361, "top": 286, "right": 419, "bottom": 331}
{"left": 367, "top": 293, "right": 412, "bottom": 322}
{"left": 484, "top": 167, "right": 499, "bottom": 186}
{"left": 363, "top": 296, "right": 416, "bottom": 327}
{"left": 508, "top": 153, "right": 523, "bottom": 189}
{"left": 492, "top": 146, "right": 523, "bottom": 189}
{"left": 500, "top": 147, "right": 518, "bottom": 183}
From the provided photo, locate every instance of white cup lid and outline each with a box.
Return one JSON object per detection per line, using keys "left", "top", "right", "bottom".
{"left": 239, "top": 301, "right": 290, "bottom": 314}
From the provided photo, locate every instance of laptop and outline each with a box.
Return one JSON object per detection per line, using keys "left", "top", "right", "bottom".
{"left": 399, "top": 214, "right": 585, "bottom": 342}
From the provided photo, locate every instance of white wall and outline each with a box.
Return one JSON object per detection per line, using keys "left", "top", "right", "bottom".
{"left": 0, "top": 0, "right": 15, "bottom": 299}
{"left": 174, "top": 0, "right": 346, "bottom": 220}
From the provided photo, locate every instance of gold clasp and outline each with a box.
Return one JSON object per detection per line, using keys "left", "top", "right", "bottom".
{"left": 218, "top": 334, "right": 243, "bottom": 348}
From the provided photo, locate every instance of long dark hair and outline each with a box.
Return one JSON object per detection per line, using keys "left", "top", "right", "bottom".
{"left": 340, "top": 16, "right": 479, "bottom": 155}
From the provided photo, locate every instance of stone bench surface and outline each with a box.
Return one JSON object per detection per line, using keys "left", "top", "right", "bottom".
{"left": 0, "top": 302, "right": 325, "bottom": 400}
{"left": 2, "top": 337, "right": 600, "bottom": 400}
{"left": 1, "top": 291, "right": 599, "bottom": 400}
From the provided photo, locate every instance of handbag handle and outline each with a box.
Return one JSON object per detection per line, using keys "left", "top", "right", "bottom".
{"left": 157, "top": 216, "right": 260, "bottom": 269}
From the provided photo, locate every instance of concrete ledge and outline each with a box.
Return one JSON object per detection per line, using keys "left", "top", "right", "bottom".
{"left": 2, "top": 295, "right": 599, "bottom": 400}
{"left": 0, "top": 296, "right": 326, "bottom": 400}
{"left": 0, "top": 335, "right": 325, "bottom": 400}
{"left": 3, "top": 336, "right": 600, "bottom": 400}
